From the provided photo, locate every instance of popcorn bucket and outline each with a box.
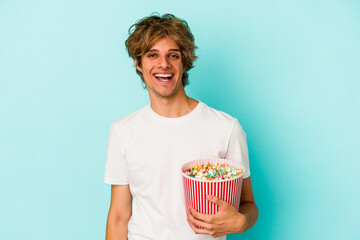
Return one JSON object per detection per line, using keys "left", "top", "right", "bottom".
{"left": 181, "top": 158, "right": 245, "bottom": 214}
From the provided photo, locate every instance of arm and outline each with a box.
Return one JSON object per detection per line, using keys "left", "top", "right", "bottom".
{"left": 238, "top": 177, "right": 258, "bottom": 232}
{"left": 187, "top": 177, "right": 258, "bottom": 237}
{"left": 106, "top": 185, "right": 132, "bottom": 240}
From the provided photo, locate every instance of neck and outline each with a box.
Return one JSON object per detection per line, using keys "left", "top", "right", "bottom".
{"left": 149, "top": 89, "right": 198, "bottom": 118}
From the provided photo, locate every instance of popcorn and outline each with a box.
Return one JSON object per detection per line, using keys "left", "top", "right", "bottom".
{"left": 183, "top": 162, "right": 243, "bottom": 180}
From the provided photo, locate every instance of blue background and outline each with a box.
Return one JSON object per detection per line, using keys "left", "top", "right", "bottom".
{"left": 1, "top": 0, "right": 359, "bottom": 239}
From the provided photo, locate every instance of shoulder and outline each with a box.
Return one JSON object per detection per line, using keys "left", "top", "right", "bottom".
{"left": 110, "top": 105, "right": 150, "bottom": 133}
{"left": 199, "top": 102, "right": 246, "bottom": 136}
{"left": 200, "top": 102, "right": 239, "bottom": 126}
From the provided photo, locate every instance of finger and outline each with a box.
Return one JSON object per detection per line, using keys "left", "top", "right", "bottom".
{"left": 188, "top": 206, "right": 212, "bottom": 222}
{"left": 187, "top": 208, "right": 211, "bottom": 230}
{"left": 187, "top": 215, "right": 210, "bottom": 235}
{"left": 207, "top": 195, "right": 229, "bottom": 209}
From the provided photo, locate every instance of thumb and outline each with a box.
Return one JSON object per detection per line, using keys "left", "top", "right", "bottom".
{"left": 207, "top": 195, "right": 229, "bottom": 208}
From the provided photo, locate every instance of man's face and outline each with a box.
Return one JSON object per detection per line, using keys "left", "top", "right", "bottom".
{"left": 135, "top": 37, "right": 185, "bottom": 99}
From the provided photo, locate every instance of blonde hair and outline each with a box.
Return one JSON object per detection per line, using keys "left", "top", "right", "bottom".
{"left": 125, "top": 13, "right": 198, "bottom": 87}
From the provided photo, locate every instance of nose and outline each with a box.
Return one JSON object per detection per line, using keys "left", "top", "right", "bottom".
{"left": 158, "top": 56, "right": 171, "bottom": 69}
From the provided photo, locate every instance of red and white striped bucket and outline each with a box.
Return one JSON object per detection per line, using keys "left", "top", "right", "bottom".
{"left": 181, "top": 158, "right": 245, "bottom": 214}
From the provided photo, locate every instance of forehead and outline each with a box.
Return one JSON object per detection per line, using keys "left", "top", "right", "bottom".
{"left": 148, "top": 37, "right": 180, "bottom": 51}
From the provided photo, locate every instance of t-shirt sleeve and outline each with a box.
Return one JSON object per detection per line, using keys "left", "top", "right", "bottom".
{"left": 225, "top": 120, "right": 251, "bottom": 178}
{"left": 104, "top": 123, "right": 129, "bottom": 185}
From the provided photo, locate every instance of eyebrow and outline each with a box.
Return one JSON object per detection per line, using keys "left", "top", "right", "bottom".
{"left": 147, "top": 49, "right": 181, "bottom": 53}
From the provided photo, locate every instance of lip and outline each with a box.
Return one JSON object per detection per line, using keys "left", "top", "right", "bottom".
{"left": 152, "top": 72, "right": 175, "bottom": 84}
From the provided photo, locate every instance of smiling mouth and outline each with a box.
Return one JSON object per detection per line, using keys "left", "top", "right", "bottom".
{"left": 154, "top": 73, "right": 174, "bottom": 82}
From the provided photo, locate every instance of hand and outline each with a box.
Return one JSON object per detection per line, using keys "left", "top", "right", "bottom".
{"left": 186, "top": 195, "right": 249, "bottom": 238}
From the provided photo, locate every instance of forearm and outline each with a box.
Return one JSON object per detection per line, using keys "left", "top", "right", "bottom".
{"left": 106, "top": 216, "right": 129, "bottom": 240}
{"left": 238, "top": 202, "right": 258, "bottom": 232}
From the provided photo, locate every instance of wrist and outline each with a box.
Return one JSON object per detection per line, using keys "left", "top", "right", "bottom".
{"left": 236, "top": 212, "right": 249, "bottom": 233}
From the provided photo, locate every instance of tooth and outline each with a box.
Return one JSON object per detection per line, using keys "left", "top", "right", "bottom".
{"left": 155, "top": 74, "right": 172, "bottom": 77}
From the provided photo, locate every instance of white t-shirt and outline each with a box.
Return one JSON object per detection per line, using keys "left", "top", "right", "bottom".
{"left": 104, "top": 101, "right": 250, "bottom": 240}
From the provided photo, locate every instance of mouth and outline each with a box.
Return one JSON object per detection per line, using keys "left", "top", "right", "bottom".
{"left": 154, "top": 73, "right": 174, "bottom": 82}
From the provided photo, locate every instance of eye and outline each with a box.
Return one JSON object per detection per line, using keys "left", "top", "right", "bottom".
{"left": 147, "top": 53, "right": 158, "bottom": 58}
{"left": 169, "top": 54, "right": 180, "bottom": 59}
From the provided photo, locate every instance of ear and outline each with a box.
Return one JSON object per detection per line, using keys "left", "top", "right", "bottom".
{"left": 134, "top": 59, "right": 142, "bottom": 72}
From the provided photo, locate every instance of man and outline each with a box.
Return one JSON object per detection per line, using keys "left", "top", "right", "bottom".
{"left": 104, "top": 13, "right": 258, "bottom": 240}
